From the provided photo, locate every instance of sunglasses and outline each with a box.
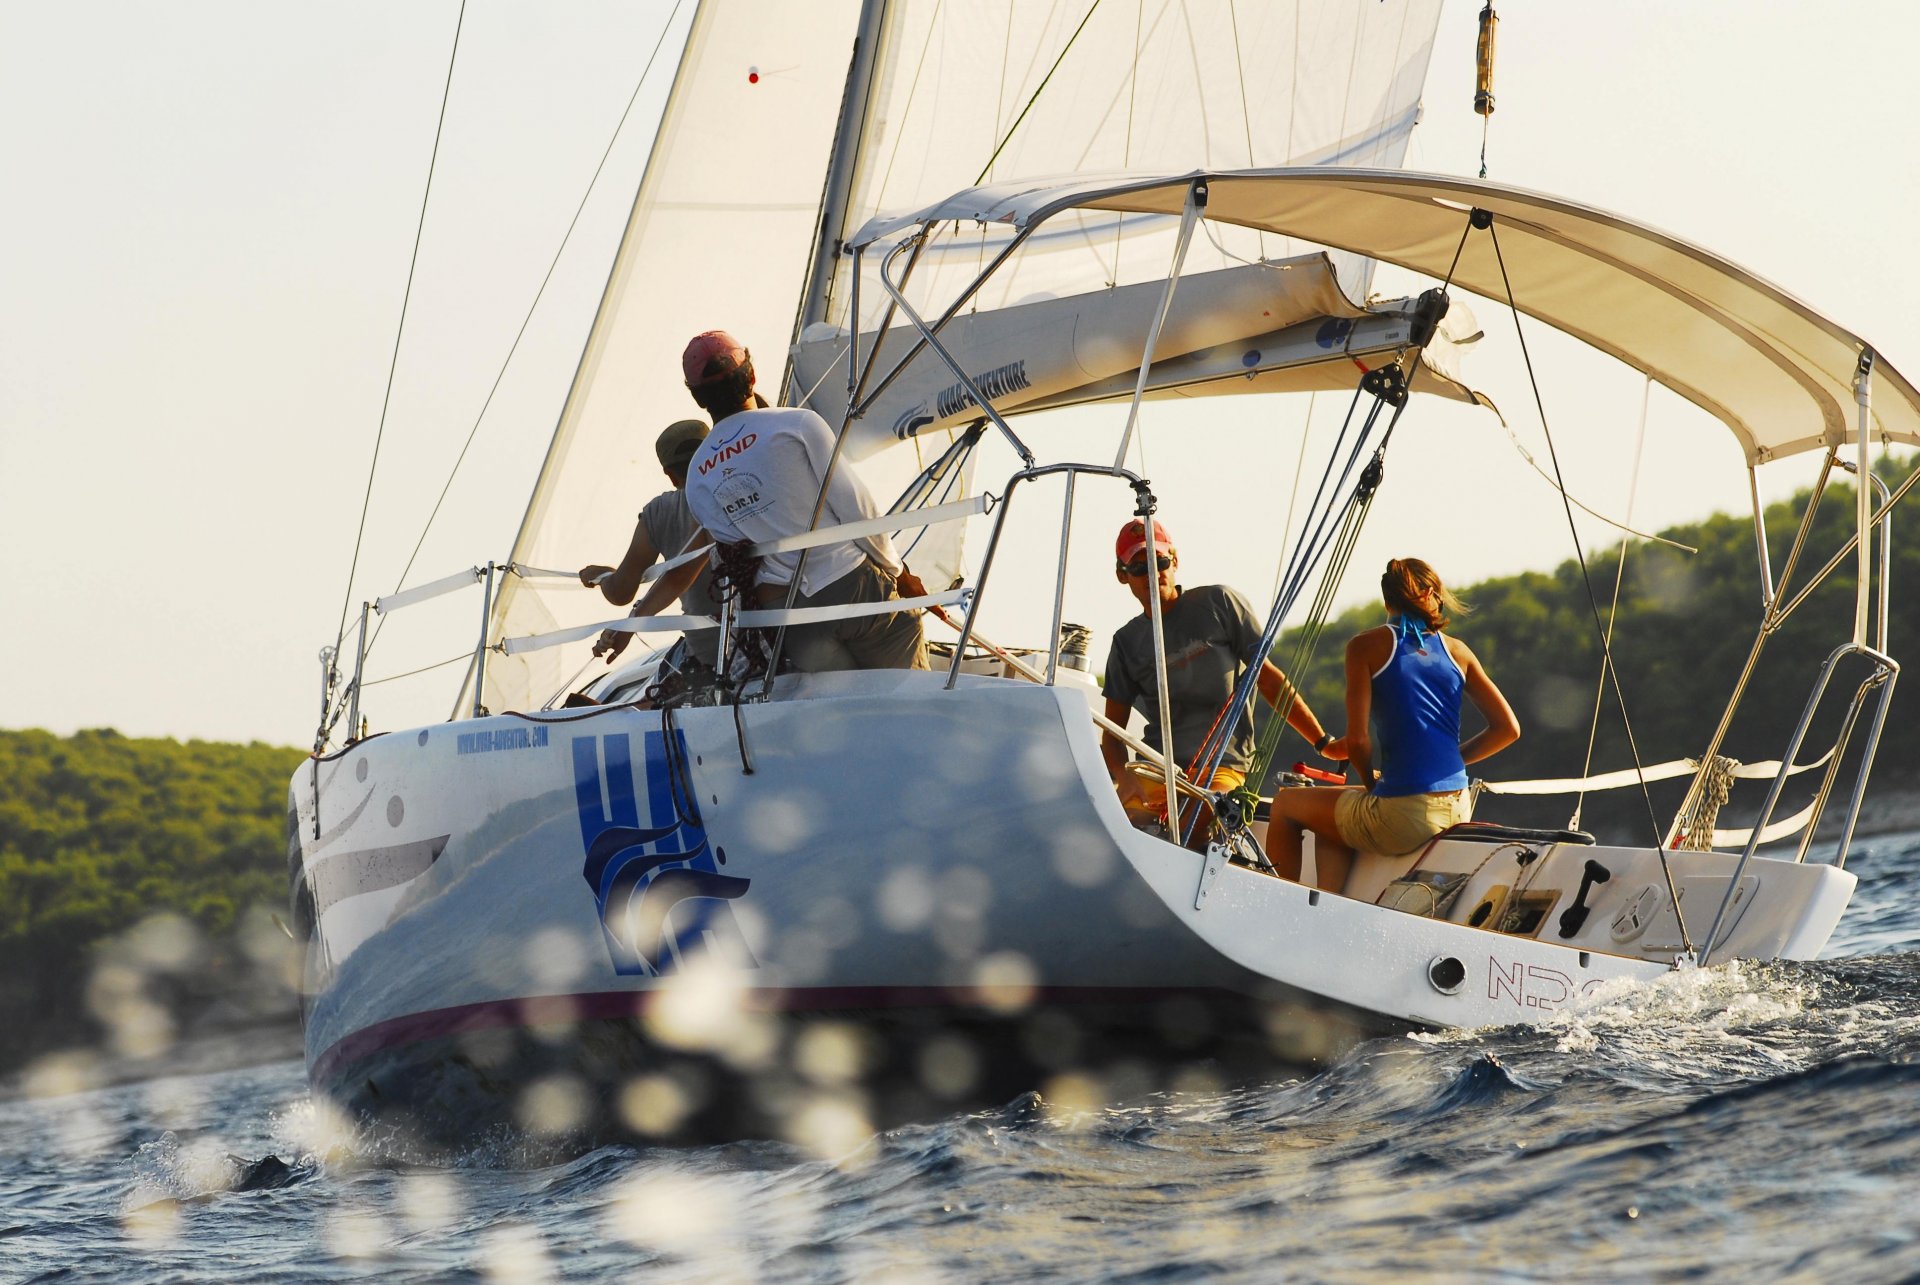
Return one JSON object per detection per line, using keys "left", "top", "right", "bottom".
{"left": 1122, "top": 554, "right": 1174, "bottom": 577}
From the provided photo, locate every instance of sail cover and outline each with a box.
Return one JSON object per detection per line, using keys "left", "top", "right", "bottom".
{"left": 848, "top": 167, "right": 1920, "bottom": 466}
{"left": 482, "top": 2, "right": 864, "bottom": 714}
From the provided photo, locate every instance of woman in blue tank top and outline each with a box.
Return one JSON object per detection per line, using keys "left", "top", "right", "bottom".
{"left": 1265, "top": 559, "right": 1520, "bottom": 892}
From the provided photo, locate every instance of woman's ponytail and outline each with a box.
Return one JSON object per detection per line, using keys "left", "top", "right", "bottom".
{"left": 1381, "top": 557, "right": 1467, "bottom": 631}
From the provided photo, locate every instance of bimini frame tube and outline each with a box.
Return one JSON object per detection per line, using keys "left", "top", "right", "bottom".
{"left": 1854, "top": 350, "right": 1875, "bottom": 645}
{"left": 1046, "top": 472, "right": 1078, "bottom": 685}
{"left": 876, "top": 234, "right": 1036, "bottom": 466}
{"left": 1668, "top": 450, "right": 1837, "bottom": 843}
{"left": 1749, "top": 465, "right": 1774, "bottom": 612}
{"left": 1112, "top": 178, "right": 1208, "bottom": 470}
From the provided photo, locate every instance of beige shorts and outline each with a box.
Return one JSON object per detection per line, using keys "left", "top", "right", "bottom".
{"left": 1123, "top": 765, "right": 1245, "bottom": 823}
{"left": 1335, "top": 787, "right": 1471, "bottom": 857}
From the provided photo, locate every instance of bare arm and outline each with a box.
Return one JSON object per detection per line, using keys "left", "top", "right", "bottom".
{"left": 590, "top": 530, "right": 713, "bottom": 664}
{"left": 1254, "top": 660, "right": 1342, "bottom": 757}
{"left": 1344, "top": 630, "right": 1385, "bottom": 788}
{"left": 579, "top": 519, "right": 660, "bottom": 606}
{"left": 1449, "top": 636, "right": 1521, "bottom": 764}
{"left": 1100, "top": 696, "right": 1147, "bottom": 804}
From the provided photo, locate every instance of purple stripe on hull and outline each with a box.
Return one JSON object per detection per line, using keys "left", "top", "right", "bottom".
{"left": 308, "top": 984, "right": 1241, "bottom": 1087}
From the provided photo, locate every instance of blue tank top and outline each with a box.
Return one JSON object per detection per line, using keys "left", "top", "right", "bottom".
{"left": 1371, "top": 616, "right": 1469, "bottom": 796}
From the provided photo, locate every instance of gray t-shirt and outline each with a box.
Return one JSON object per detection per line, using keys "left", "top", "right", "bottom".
{"left": 1104, "top": 584, "right": 1265, "bottom": 772}
{"left": 640, "top": 489, "right": 719, "bottom": 646}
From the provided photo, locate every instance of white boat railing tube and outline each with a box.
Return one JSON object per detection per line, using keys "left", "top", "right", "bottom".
{"left": 846, "top": 224, "right": 1038, "bottom": 418}
{"left": 472, "top": 562, "right": 495, "bottom": 719}
{"left": 1748, "top": 465, "right": 1774, "bottom": 611}
{"left": 347, "top": 601, "right": 369, "bottom": 744}
{"left": 1854, "top": 349, "right": 1874, "bottom": 647}
{"left": 943, "top": 461, "right": 1149, "bottom": 688}
{"left": 1139, "top": 502, "right": 1180, "bottom": 836}
{"left": 876, "top": 234, "right": 1035, "bottom": 467}
{"left": 1112, "top": 178, "right": 1206, "bottom": 471}
{"left": 1046, "top": 472, "right": 1077, "bottom": 685}
{"left": 313, "top": 645, "right": 337, "bottom": 755}
{"left": 1700, "top": 638, "right": 1898, "bottom": 964}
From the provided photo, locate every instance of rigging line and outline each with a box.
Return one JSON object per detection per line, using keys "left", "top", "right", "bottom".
{"left": 1493, "top": 410, "right": 1697, "bottom": 553}
{"left": 368, "top": 1, "right": 685, "bottom": 657}
{"left": 1573, "top": 375, "right": 1653, "bottom": 828}
{"left": 1285, "top": 3, "right": 1299, "bottom": 161}
{"left": 1110, "top": 0, "right": 1142, "bottom": 275}
{"left": 362, "top": 651, "right": 473, "bottom": 688}
{"left": 1486, "top": 223, "right": 1689, "bottom": 954}
{"left": 1272, "top": 392, "right": 1320, "bottom": 603}
{"left": 332, "top": 0, "right": 469, "bottom": 659}
{"left": 1191, "top": 386, "right": 1387, "bottom": 790}
{"left": 872, "top": 0, "right": 943, "bottom": 232}
{"left": 976, "top": 4, "right": 1016, "bottom": 283}
{"left": 1441, "top": 215, "right": 1474, "bottom": 291}
{"left": 972, "top": 0, "right": 1104, "bottom": 184}
{"left": 1225, "top": 0, "right": 1265, "bottom": 259}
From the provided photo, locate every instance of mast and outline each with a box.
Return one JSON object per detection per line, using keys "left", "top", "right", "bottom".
{"left": 789, "top": 0, "right": 889, "bottom": 368}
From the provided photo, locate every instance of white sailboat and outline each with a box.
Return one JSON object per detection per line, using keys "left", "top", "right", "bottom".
{"left": 290, "top": 1, "right": 1918, "bottom": 1144}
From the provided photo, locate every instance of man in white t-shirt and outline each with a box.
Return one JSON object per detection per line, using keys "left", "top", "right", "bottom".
{"left": 664, "top": 329, "right": 928, "bottom": 672}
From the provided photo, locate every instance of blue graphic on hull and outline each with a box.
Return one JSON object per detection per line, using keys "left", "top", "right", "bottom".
{"left": 572, "top": 731, "right": 756, "bottom": 977}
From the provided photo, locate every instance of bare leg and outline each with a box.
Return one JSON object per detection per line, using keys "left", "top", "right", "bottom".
{"left": 1313, "top": 832, "right": 1355, "bottom": 893}
{"left": 1264, "top": 787, "right": 1354, "bottom": 885}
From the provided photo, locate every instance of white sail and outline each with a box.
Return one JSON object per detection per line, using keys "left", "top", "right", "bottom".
{"left": 485, "top": 0, "right": 1444, "bottom": 714}
{"left": 482, "top": 1, "right": 865, "bottom": 714}
{"left": 808, "top": 0, "right": 1443, "bottom": 334}
{"left": 791, "top": 0, "right": 1446, "bottom": 458}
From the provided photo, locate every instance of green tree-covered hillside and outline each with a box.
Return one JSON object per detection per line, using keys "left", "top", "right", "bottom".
{"left": 0, "top": 729, "right": 304, "bottom": 1074}
{"left": 1269, "top": 460, "right": 1916, "bottom": 841}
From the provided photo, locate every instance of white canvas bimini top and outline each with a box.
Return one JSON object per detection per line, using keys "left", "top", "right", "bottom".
{"left": 850, "top": 168, "right": 1920, "bottom": 466}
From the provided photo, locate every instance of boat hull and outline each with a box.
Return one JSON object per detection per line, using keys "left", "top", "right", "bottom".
{"left": 289, "top": 671, "right": 1854, "bottom": 1145}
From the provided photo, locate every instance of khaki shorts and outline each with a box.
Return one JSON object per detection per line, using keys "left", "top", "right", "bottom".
{"left": 774, "top": 561, "right": 928, "bottom": 673}
{"left": 1123, "top": 764, "right": 1245, "bottom": 823}
{"left": 1335, "top": 787, "right": 1471, "bottom": 857}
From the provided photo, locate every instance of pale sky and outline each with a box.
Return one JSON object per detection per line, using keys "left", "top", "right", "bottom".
{"left": 5, "top": 2, "right": 1918, "bottom": 746}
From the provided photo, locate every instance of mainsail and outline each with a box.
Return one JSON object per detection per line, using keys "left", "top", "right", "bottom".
{"left": 485, "top": 0, "right": 1446, "bottom": 714}
{"left": 482, "top": 2, "right": 866, "bottom": 712}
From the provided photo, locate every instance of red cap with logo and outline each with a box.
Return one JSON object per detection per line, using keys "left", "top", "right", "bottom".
{"left": 1115, "top": 518, "right": 1175, "bottom": 566}
{"left": 682, "top": 330, "right": 751, "bottom": 387}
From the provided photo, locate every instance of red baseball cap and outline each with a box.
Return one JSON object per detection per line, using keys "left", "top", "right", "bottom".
{"left": 682, "top": 330, "right": 751, "bottom": 387}
{"left": 1115, "top": 518, "right": 1175, "bottom": 566}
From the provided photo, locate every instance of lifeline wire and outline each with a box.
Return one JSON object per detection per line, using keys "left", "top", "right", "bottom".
{"left": 333, "top": 0, "right": 468, "bottom": 663}
{"left": 972, "top": 0, "right": 1104, "bottom": 183}
{"left": 1486, "top": 220, "right": 1693, "bottom": 953}
{"left": 1572, "top": 376, "right": 1653, "bottom": 829}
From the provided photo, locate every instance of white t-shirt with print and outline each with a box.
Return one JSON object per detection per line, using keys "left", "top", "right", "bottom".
{"left": 683, "top": 405, "right": 903, "bottom": 596}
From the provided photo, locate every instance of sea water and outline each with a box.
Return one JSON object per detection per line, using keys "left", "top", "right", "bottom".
{"left": 5, "top": 834, "right": 1920, "bottom": 1283}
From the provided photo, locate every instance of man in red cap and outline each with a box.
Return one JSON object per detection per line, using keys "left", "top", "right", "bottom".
{"left": 1102, "top": 517, "right": 1341, "bottom": 845}
{"left": 649, "top": 329, "right": 928, "bottom": 673}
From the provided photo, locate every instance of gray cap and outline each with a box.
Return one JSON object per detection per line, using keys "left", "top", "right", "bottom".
{"left": 655, "top": 419, "right": 710, "bottom": 472}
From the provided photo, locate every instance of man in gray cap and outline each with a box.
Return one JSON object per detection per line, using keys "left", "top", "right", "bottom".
{"left": 578, "top": 418, "right": 721, "bottom": 664}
